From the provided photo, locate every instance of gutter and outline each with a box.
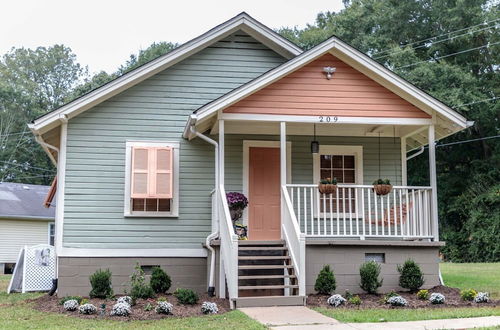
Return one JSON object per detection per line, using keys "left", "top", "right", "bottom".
{"left": 189, "top": 125, "right": 219, "bottom": 297}
{"left": 0, "top": 215, "right": 54, "bottom": 221}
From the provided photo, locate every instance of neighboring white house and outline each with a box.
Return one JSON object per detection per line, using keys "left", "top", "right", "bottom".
{"left": 0, "top": 182, "right": 55, "bottom": 274}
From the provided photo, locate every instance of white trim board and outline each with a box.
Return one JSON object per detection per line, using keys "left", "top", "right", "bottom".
{"left": 28, "top": 12, "right": 301, "bottom": 136}
{"left": 57, "top": 248, "right": 208, "bottom": 258}
{"left": 242, "top": 140, "right": 292, "bottom": 226}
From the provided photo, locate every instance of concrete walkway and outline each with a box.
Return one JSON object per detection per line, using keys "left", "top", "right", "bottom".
{"left": 239, "top": 306, "right": 500, "bottom": 329}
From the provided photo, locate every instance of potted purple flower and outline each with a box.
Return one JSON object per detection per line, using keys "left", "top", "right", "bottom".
{"left": 226, "top": 192, "right": 248, "bottom": 224}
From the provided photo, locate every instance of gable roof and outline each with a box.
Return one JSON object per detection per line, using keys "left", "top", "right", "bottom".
{"left": 28, "top": 12, "right": 302, "bottom": 136}
{"left": 0, "top": 182, "right": 55, "bottom": 220}
{"left": 185, "top": 34, "right": 469, "bottom": 140}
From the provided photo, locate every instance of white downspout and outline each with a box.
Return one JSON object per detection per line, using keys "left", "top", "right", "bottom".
{"left": 189, "top": 125, "right": 219, "bottom": 296}
{"left": 406, "top": 146, "right": 425, "bottom": 161}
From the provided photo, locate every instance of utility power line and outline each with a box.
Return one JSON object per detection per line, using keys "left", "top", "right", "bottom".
{"left": 436, "top": 134, "right": 500, "bottom": 147}
{"left": 456, "top": 97, "right": 499, "bottom": 108}
{"left": 0, "top": 131, "right": 31, "bottom": 138}
{"left": 375, "top": 18, "right": 500, "bottom": 56}
{"left": 0, "top": 160, "right": 55, "bottom": 172}
{"left": 396, "top": 41, "right": 500, "bottom": 69}
{"left": 374, "top": 24, "right": 498, "bottom": 60}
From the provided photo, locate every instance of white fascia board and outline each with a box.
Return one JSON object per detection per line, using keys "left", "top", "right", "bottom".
{"left": 194, "top": 36, "right": 467, "bottom": 130}
{"left": 30, "top": 13, "right": 302, "bottom": 135}
{"left": 220, "top": 113, "right": 433, "bottom": 126}
{"left": 58, "top": 247, "right": 208, "bottom": 258}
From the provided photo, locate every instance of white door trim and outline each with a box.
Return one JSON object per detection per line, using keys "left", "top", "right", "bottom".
{"left": 242, "top": 140, "right": 292, "bottom": 226}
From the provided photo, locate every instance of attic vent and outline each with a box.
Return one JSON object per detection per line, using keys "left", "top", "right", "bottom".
{"left": 365, "top": 253, "right": 385, "bottom": 263}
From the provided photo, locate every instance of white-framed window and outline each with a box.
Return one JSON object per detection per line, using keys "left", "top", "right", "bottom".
{"left": 124, "top": 141, "right": 180, "bottom": 217}
{"left": 48, "top": 223, "right": 55, "bottom": 246}
{"left": 313, "top": 145, "right": 363, "bottom": 215}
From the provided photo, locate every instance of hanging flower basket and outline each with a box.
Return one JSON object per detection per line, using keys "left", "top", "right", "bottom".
{"left": 226, "top": 192, "right": 248, "bottom": 223}
{"left": 318, "top": 178, "right": 337, "bottom": 194}
{"left": 373, "top": 179, "right": 392, "bottom": 196}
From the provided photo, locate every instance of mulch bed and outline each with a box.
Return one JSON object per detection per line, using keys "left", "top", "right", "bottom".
{"left": 31, "top": 293, "right": 229, "bottom": 320}
{"left": 307, "top": 286, "right": 499, "bottom": 309}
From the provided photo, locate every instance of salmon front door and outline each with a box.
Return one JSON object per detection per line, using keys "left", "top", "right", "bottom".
{"left": 248, "top": 147, "right": 281, "bottom": 240}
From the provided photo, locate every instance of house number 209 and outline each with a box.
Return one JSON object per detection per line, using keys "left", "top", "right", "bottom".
{"left": 318, "top": 116, "right": 338, "bottom": 123}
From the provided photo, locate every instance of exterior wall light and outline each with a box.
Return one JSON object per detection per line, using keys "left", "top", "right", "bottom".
{"left": 311, "top": 124, "right": 319, "bottom": 154}
{"left": 323, "top": 66, "right": 336, "bottom": 79}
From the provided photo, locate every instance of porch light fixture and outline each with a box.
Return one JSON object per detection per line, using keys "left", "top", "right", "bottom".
{"left": 323, "top": 66, "right": 336, "bottom": 79}
{"left": 311, "top": 124, "right": 319, "bottom": 154}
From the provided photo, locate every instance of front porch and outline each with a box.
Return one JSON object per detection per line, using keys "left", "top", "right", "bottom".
{"left": 213, "top": 117, "right": 440, "bottom": 308}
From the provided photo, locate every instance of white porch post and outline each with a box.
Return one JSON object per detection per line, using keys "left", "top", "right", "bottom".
{"left": 428, "top": 124, "right": 439, "bottom": 241}
{"left": 401, "top": 136, "right": 408, "bottom": 186}
{"left": 280, "top": 122, "right": 287, "bottom": 187}
{"left": 218, "top": 119, "right": 226, "bottom": 298}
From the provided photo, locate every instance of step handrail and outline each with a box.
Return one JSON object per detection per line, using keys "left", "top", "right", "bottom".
{"left": 281, "top": 185, "right": 306, "bottom": 296}
{"left": 218, "top": 184, "right": 239, "bottom": 305}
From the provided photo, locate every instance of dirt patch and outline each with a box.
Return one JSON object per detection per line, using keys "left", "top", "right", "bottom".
{"left": 31, "top": 293, "right": 229, "bottom": 320}
{"left": 307, "top": 286, "right": 499, "bottom": 309}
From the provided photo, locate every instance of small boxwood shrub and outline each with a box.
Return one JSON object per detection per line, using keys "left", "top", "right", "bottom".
{"left": 397, "top": 259, "right": 424, "bottom": 292}
{"left": 59, "top": 296, "right": 83, "bottom": 305}
{"left": 474, "top": 292, "right": 489, "bottom": 303}
{"left": 387, "top": 295, "right": 408, "bottom": 307}
{"left": 79, "top": 303, "right": 97, "bottom": 315}
{"left": 460, "top": 288, "right": 477, "bottom": 301}
{"left": 359, "top": 261, "right": 383, "bottom": 294}
{"left": 429, "top": 292, "right": 445, "bottom": 304}
{"left": 327, "top": 294, "right": 346, "bottom": 307}
{"left": 417, "top": 289, "right": 429, "bottom": 300}
{"left": 110, "top": 302, "right": 131, "bottom": 316}
{"left": 314, "top": 265, "right": 336, "bottom": 295}
{"left": 156, "top": 301, "right": 173, "bottom": 314}
{"left": 89, "top": 269, "right": 113, "bottom": 299}
{"left": 144, "top": 303, "right": 153, "bottom": 311}
{"left": 63, "top": 299, "right": 79, "bottom": 311}
{"left": 348, "top": 295, "right": 362, "bottom": 306}
{"left": 201, "top": 301, "right": 219, "bottom": 314}
{"left": 174, "top": 288, "right": 199, "bottom": 305}
{"left": 150, "top": 267, "right": 172, "bottom": 294}
{"left": 130, "top": 263, "right": 155, "bottom": 300}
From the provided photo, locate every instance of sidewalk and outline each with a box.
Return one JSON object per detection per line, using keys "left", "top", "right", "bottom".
{"left": 239, "top": 306, "right": 500, "bottom": 330}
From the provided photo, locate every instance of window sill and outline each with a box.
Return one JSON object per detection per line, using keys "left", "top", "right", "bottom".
{"left": 124, "top": 212, "right": 179, "bottom": 218}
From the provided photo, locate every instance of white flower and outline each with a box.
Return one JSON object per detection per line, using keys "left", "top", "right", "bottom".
{"left": 387, "top": 296, "right": 408, "bottom": 306}
{"left": 201, "top": 301, "right": 218, "bottom": 314}
{"left": 116, "top": 296, "right": 132, "bottom": 306}
{"left": 79, "top": 303, "right": 97, "bottom": 315}
{"left": 63, "top": 299, "right": 79, "bottom": 311}
{"left": 327, "top": 294, "right": 346, "bottom": 307}
{"left": 474, "top": 292, "right": 489, "bottom": 303}
{"left": 155, "top": 301, "right": 173, "bottom": 315}
{"left": 110, "top": 302, "right": 131, "bottom": 316}
{"left": 429, "top": 293, "right": 445, "bottom": 304}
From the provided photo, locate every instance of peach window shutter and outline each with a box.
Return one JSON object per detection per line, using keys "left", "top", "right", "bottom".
{"left": 151, "top": 147, "right": 173, "bottom": 198}
{"left": 131, "top": 147, "right": 151, "bottom": 198}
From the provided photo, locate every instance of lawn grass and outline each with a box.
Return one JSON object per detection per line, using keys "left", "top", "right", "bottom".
{"left": 0, "top": 275, "right": 265, "bottom": 329}
{"left": 440, "top": 263, "right": 500, "bottom": 299}
{"left": 314, "top": 306, "right": 500, "bottom": 323}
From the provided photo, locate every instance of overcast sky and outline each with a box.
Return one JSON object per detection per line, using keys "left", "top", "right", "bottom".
{"left": 2, "top": 0, "right": 344, "bottom": 74}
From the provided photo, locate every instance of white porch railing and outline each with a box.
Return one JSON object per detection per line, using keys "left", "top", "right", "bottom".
{"left": 286, "top": 184, "right": 435, "bottom": 240}
{"left": 281, "top": 186, "right": 306, "bottom": 296}
{"left": 218, "top": 185, "right": 239, "bottom": 306}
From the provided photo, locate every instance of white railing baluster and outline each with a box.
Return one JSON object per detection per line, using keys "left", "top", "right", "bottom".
{"left": 412, "top": 190, "right": 417, "bottom": 236}
{"left": 398, "top": 189, "right": 403, "bottom": 237}
{"left": 348, "top": 188, "right": 353, "bottom": 236}
{"left": 336, "top": 187, "right": 340, "bottom": 236}
{"left": 368, "top": 188, "right": 372, "bottom": 236}
{"left": 343, "top": 188, "right": 347, "bottom": 236}
{"left": 329, "top": 193, "right": 333, "bottom": 236}
{"left": 303, "top": 188, "right": 307, "bottom": 235}
{"left": 381, "top": 195, "right": 385, "bottom": 236}
{"left": 374, "top": 189, "right": 378, "bottom": 236}
{"left": 297, "top": 188, "right": 301, "bottom": 229}
{"left": 310, "top": 187, "right": 314, "bottom": 236}
{"left": 316, "top": 190, "right": 321, "bottom": 236}
{"left": 361, "top": 188, "right": 365, "bottom": 238}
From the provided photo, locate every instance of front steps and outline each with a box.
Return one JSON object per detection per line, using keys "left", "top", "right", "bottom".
{"left": 234, "top": 240, "right": 306, "bottom": 308}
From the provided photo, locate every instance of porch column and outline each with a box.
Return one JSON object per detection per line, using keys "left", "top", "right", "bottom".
{"left": 401, "top": 137, "right": 408, "bottom": 186}
{"left": 218, "top": 119, "right": 224, "bottom": 186}
{"left": 428, "top": 124, "right": 439, "bottom": 241}
{"left": 218, "top": 119, "right": 226, "bottom": 298}
{"left": 280, "top": 122, "right": 287, "bottom": 187}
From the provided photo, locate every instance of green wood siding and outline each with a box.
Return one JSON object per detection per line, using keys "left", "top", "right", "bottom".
{"left": 63, "top": 32, "right": 287, "bottom": 249}
{"left": 224, "top": 135, "right": 402, "bottom": 192}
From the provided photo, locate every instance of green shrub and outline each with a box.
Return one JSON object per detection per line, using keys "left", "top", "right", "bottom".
{"left": 144, "top": 303, "right": 154, "bottom": 311}
{"left": 150, "top": 267, "right": 172, "bottom": 294}
{"left": 89, "top": 269, "right": 113, "bottom": 298}
{"left": 59, "top": 296, "right": 83, "bottom": 305}
{"left": 81, "top": 298, "right": 89, "bottom": 305}
{"left": 344, "top": 290, "right": 353, "bottom": 300}
{"left": 397, "top": 259, "right": 424, "bottom": 292}
{"left": 348, "top": 295, "right": 362, "bottom": 306}
{"left": 174, "top": 288, "right": 199, "bottom": 305}
{"left": 359, "top": 261, "right": 383, "bottom": 294}
{"left": 460, "top": 288, "right": 478, "bottom": 301}
{"left": 314, "top": 265, "right": 336, "bottom": 294}
{"left": 130, "top": 263, "right": 155, "bottom": 300}
{"left": 417, "top": 289, "right": 429, "bottom": 300}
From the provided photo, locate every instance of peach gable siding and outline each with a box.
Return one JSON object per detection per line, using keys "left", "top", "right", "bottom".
{"left": 223, "top": 54, "right": 431, "bottom": 118}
